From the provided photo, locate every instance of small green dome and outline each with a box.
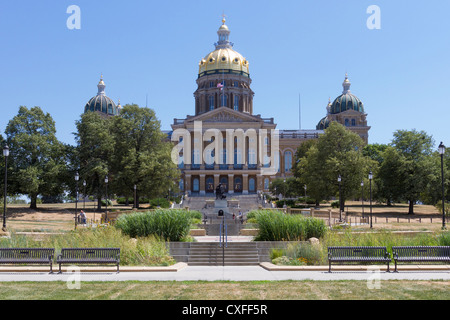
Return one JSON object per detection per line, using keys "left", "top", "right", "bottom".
{"left": 84, "top": 95, "right": 118, "bottom": 116}
{"left": 330, "top": 93, "right": 364, "bottom": 114}
{"left": 316, "top": 116, "right": 330, "bottom": 130}
{"left": 330, "top": 73, "right": 364, "bottom": 114}
{"left": 84, "top": 76, "right": 119, "bottom": 116}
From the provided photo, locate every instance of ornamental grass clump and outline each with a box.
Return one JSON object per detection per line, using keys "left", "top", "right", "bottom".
{"left": 252, "top": 210, "right": 327, "bottom": 241}
{"left": 114, "top": 209, "right": 192, "bottom": 241}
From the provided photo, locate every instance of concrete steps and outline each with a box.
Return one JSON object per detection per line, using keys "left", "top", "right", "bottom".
{"left": 187, "top": 242, "right": 259, "bottom": 266}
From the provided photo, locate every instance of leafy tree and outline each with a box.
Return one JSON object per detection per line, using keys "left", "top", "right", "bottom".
{"left": 378, "top": 129, "right": 437, "bottom": 214}
{"left": 75, "top": 112, "right": 114, "bottom": 210}
{"left": 5, "top": 106, "right": 66, "bottom": 209}
{"left": 110, "top": 104, "right": 179, "bottom": 207}
{"left": 294, "top": 122, "right": 375, "bottom": 209}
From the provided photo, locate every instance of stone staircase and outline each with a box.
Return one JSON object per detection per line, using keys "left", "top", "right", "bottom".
{"left": 187, "top": 242, "right": 260, "bottom": 266}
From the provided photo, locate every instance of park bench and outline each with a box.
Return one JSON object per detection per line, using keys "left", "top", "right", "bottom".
{"left": 0, "top": 248, "right": 55, "bottom": 273}
{"left": 392, "top": 246, "right": 450, "bottom": 272}
{"left": 56, "top": 248, "right": 120, "bottom": 273}
{"left": 327, "top": 246, "right": 391, "bottom": 272}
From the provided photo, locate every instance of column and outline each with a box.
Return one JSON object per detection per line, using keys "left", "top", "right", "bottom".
{"left": 228, "top": 173, "right": 234, "bottom": 194}
{"left": 199, "top": 174, "right": 206, "bottom": 196}
{"left": 242, "top": 174, "right": 249, "bottom": 195}
{"left": 256, "top": 174, "right": 263, "bottom": 193}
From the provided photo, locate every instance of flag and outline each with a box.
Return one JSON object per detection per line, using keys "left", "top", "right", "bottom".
{"left": 217, "top": 82, "right": 224, "bottom": 90}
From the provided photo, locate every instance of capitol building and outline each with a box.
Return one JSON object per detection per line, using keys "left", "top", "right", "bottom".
{"left": 84, "top": 18, "right": 370, "bottom": 196}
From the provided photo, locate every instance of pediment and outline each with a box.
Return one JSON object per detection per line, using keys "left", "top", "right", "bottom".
{"left": 187, "top": 107, "right": 263, "bottom": 123}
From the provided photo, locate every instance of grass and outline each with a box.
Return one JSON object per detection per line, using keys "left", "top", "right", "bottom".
{"left": 0, "top": 280, "right": 448, "bottom": 300}
{"left": 0, "top": 227, "right": 175, "bottom": 266}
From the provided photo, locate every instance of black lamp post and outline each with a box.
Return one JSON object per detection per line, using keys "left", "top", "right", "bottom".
{"left": 134, "top": 184, "right": 137, "bottom": 209}
{"left": 338, "top": 175, "right": 342, "bottom": 222}
{"left": 369, "top": 171, "right": 373, "bottom": 229}
{"left": 83, "top": 180, "right": 86, "bottom": 210}
{"left": 105, "top": 175, "right": 109, "bottom": 223}
{"left": 2, "top": 144, "right": 9, "bottom": 232}
{"left": 75, "top": 172, "right": 79, "bottom": 229}
{"left": 361, "top": 180, "right": 365, "bottom": 219}
{"left": 438, "top": 142, "right": 446, "bottom": 230}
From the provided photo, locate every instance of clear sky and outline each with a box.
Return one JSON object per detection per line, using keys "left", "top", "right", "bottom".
{"left": 0, "top": 0, "right": 449, "bottom": 148}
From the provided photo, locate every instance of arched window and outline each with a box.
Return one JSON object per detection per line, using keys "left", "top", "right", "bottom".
{"left": 249, "top": 178, "right": 256, "bottom": 192}
{"left": 192, "top": 178, "right": 199, "bottom": 192}
{"left": 351, "top": 119, "right": 356, "bottom": 126}
{"left": 220, "top": 94, "right": 228, "bottom": 107}
{"left": 234, "top": 95, "right": 239, "bottom": 111}
{"left": 345, "top": 119, "right": 349, "bottom": 127}
{"left": 179, "top": 179, "right": 184, "bottom": 191}
{"left": 284, "top": 151, "right": 292, "bottom": 172}
{"left": 209, "top": 96, "right": 214, "bottom": 111}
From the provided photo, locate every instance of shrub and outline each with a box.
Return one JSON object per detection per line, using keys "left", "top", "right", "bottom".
{"left": 331, "top": 201, "right": 339, "bottom": 208}
{"left": 0, "top": 228, "right": 175, "bottom": 266}
{"left": 284, "top": 242, "right": 323, "bottom": 265}
{"left": 115, "top": 209, "right": 192, "bottom": 241}
{"left": 251, "top": 210, "right": 327, "bottom": 241}
{"left": 150, "top": 198, "right": 170, "bottom": 208}
{"left": 437, "top": 231, "right": 450, "bottom": 246}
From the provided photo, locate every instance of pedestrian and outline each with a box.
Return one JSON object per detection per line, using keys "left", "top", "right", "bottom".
{"left": 79, "top": 210, "right": 87, "bottom": 225}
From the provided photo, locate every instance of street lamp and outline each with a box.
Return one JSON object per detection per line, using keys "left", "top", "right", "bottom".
{"left": 2, "top": 144, "right": 9, "bottom": 232}
{"left": 134, "top": 184, "right": 137, "bottom": 209}
{"left": 75, "top": 172, "right": 79, "bottom": 229}
{"left": 83, "top": 180, "right": 86, "bottom": 210}
{"left": 338, "top": 175, "right": 342, "bottom": 222}
{"left": 369, "top": 171, "right": 373, "bottom": 229}
{"left": 438, "top": 142, "right": 446, "bottom": 230}
{"left": 361, "top": 180, "right": 365, "bottom": 219}
{"left": 105, "top": 175, "right": 109, "bottom": 222}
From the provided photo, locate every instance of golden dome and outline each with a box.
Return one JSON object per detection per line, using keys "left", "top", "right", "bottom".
{"left": 198, "top": 19, "right": 249, "bottom": 77}
{"left": 199, "top": 48, "right": 249, "bottom": 77}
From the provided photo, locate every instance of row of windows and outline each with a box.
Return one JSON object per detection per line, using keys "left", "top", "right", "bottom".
{"left": 209, "top": 81, "right": 240, "bottom": 88}
{"left": 178, "top": 150, "right": 293, "bottom": 172}
{"left": 208, "top": 94, "right": 240, "bottom": 110}
{"left": 344, "top": 118, "right": 357, "bottom": 127}
{"left": 179, "top": 176, "right": 273, "bottom": 192}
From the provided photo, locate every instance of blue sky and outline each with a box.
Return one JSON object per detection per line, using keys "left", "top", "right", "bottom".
{"left": 0, "top": 0, "right": 449, "bottom": 148}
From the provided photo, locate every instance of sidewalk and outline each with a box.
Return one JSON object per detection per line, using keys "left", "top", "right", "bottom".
{"left": 0, "top": 263, "right": 448, "bottom": 283}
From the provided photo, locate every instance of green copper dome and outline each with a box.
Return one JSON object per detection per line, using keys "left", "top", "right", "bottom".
{"left": 316, "top": 116, "right": 330, "bottom": 130}
{"left": 84, "top": 76, "right": 119, "bottom": 116}
{"left": 330, "top": 74, "right": 364, "bottom": 114}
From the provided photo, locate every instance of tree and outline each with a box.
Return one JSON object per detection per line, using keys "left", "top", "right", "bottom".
{"left": 5, "top": 106, "right": 66, "bottom": 209}
{"left": 110, "top": 104, "right": 179, "bottom": 207}
{"left": 294, "top": 122, "right": 375, "bottom": 209}
{"left": 75, "top": 112, "right": 114, "bottom": 210}
{"left": 378, "top": 129, "right": 437, "bottom": 214}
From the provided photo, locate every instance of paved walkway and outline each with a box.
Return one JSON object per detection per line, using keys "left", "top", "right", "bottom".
{"left": 0, "top": 263, "right": 448, "bottom": 282}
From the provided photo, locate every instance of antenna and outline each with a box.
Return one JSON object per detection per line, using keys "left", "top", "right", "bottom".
{"left": 299, "top": 93, "right": 301, "bottom": 130}
{"left": 146, "top": 94, "right": 148, "bottom": 108}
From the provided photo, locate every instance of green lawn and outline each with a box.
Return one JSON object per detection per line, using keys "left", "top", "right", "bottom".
{"left": 0, "top": 280, "right": 448, "bottom": 300}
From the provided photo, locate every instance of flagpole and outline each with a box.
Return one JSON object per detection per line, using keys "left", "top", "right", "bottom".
{"left": 299, "top": 93, "right": 301, "bottom": 130}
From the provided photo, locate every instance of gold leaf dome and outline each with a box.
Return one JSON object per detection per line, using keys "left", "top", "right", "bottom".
{"left": 198, "top": 19, "right": 249, "bottom": 78}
